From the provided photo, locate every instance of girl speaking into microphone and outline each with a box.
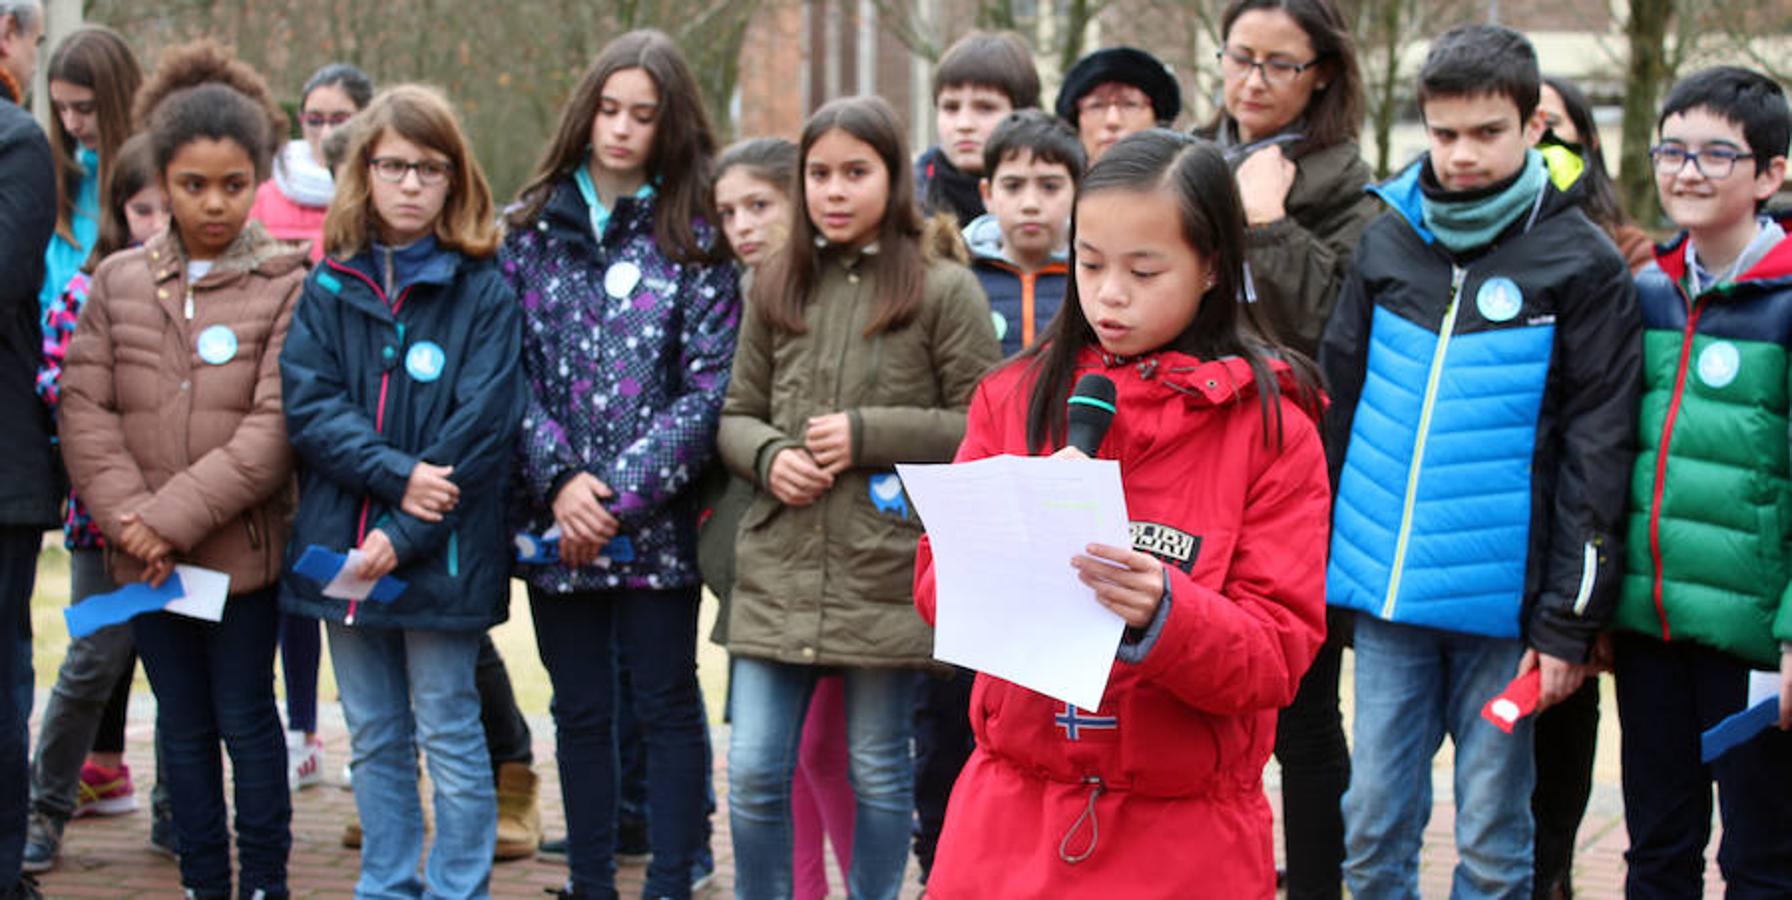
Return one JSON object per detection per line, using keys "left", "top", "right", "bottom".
{"left": 914, "top": 129, "right": 1331, "bottom": 899}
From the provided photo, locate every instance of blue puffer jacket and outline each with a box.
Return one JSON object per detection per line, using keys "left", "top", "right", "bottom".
{"left": 279, "top": 238, "right": 524, "bottom": 631}
{"left": 502, "top": 178, "right": 740, "bottom": 594}
{"left": 1318, "top": 156, "right": 1641, "bottom": 660}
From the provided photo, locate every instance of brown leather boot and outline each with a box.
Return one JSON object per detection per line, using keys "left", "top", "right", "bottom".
{"left": 494, "top": 762, "right": 541, "bottom": 861}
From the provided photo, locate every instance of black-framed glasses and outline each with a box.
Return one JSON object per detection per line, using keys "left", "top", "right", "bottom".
{"left": 1650, "top": 144, "right": 1754, "bottom": 180}
{"left": 369, "top": 157, "right": 453, "bottom": 186}
{"left": 1216, "top": 48, "right": 1318, "bottom": 86}
{"left": 302, "top": 111, "right": 355, "bottom": 129}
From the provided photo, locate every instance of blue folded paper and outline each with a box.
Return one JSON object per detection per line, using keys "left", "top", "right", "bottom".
{"left": 65, "top": 573, "right": 187, "bottom": 639}
{"left": 1700, "top": 697, "right": 1781, "bottom": 763}
{"left": 513, "top": 531, "right": 634, "bottom": 565}
{"left": 292, "top": 545, "right": 408, "bottom": 602}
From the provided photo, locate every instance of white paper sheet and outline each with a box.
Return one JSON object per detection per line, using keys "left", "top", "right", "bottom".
{"left": 897, "top": 455, "right": 1131, "bottom": 710}
{"left": 322, "top": 549, "right": 380, "bottom": 600}
{"left": 164, "top": 564, "right": 230, "bottom": 622}
{"left": 1748, "top": 669, "right": 1781, "bottom": 708}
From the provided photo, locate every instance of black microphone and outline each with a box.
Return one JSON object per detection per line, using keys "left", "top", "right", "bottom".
{"left": 1065, "top": 373, "right": 1117, "bottom": 456}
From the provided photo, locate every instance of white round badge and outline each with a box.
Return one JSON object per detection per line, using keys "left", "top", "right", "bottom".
{"left": 604, "top": 261, "right": 642, "bottom": 299}
{"left": 405, "top": 341, "right": 447, "bottom": 383}
{"left": 196, "top": 325, "right": 238, "bottom": 365}
{"left": 1475, "top": 277, "right": 1523, "bottom": 323}
{"left": 1698, "top": 341, "right": 1741, "bottom": 389}
{"left": 990, "top": 311, "right": 1008, "bottom": 342}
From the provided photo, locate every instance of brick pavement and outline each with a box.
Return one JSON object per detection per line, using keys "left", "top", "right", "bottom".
{"left": 28, "top": 698, "right": 1724, "bottom": 898}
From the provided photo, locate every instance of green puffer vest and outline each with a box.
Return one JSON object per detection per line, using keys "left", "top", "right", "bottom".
{"left": 1617, "top": 217, "right": 1792, "bottom": 667}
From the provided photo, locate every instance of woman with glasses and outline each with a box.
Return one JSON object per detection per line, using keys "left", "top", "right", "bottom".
{"left": 1053, "top": 46, "right": 1181, "bottom": 163}
{"left": 251, "top": 63, "right": 372, "bottom": 265}
{"left": 1197, "top": 1, "right": 1373, "bottom": 897}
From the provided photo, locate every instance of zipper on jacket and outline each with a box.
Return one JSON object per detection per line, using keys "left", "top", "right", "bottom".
{"left": 1572, "top": 540, "right": 1598, "bottom": 616}
{"left": 1647, "top": 284, "right": 1705, "bottom": 641}
{"left": 1381, "top": 265, "right": 1468, "bottom": 620}
{"left": 184, "top": 286, "right": 195, "bottom": 320}
{"left": 321, "top": 258, "right": 415, "bottom": 625}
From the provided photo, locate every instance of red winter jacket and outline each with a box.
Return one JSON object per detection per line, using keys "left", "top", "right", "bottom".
{"left": 914, "top": 347, "right": 1330, "bottom": 899}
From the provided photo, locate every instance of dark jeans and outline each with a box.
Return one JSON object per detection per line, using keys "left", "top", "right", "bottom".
{"left": 616, "top": 654, "right": 717, "bottom": 855}
{"left": 133, "top": 587, "right": 290, "bottom": 896}
{"left": 0, "top": 528, "right": 39, "bottom": 891}
{"left": 477, "top": 633, "right": 532, "bottom": 772}
{"left": 1613, "top": 632, "right": 1792, "bottom": 899}
{"left": 530, "top": 586, "right": 707, "bottom": 899}
{"left": 1532, "top": 677, "right": 1598, "bottom": 899}
{"left": 276, "top": 613, "right": 319, "bottom": 734}
{"left": 911, "top": 666, "right": 974, "bottom": 881}
{"left": 1276, "top": 608, "right": 1351, "bottom": 900}
{"left": 94, "top": 660, "right": 132, "bottom": 754}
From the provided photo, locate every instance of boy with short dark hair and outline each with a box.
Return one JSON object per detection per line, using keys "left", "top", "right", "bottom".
{"left": 963, "top": 110, "right": 1084, "bottom": 357}
{"left": 1611, "top": 65, "right": 1792, "bottom": 896}
{"left": 1318, "top": 24, "right": 1641, "bottom": 896}
{"left": 915, "top": 30, "right": 1040, "bottom": 226}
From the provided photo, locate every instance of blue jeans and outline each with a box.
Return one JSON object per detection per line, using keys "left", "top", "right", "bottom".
{"left": 1342, "top": 615, "right": 1533, "bottom": 900}
{"left": 327, "top": 623, "right": 493, "bottom": 899}
{"left": 132, "top": 586, "right": 290, "bottom": 897}
{"left": 728, "top": 657, "right": 916, "bottom": 900}
{"left": 529, "top": 586, "right": 707, "bottom": 899}
{"left": 0, "top": 528, "right": 39, "bottom": 891}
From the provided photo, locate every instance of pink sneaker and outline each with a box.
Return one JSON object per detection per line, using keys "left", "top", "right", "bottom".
{"left": 73, "top": 762, "right": 137, "bottom": 818}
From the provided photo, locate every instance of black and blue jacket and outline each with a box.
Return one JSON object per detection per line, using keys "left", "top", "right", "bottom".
{"left": 1317, "top": 155, "right": 1642, "bottom": 659}
{"left": 279, "top": 238, "right": 524, "bottom": 631}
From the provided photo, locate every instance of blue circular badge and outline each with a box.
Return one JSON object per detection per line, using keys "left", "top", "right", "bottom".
{"left": 1475, "top": 277, "right": 1523, "bottom": 323}
{"left": 196, "top": 325, "right": 238, "bottom": 365}
{"left": 405, "top": 341, "right": 447, "bottom": 383}
{"left": 1698, "top": 341, "right": 1740, "bottom": 388}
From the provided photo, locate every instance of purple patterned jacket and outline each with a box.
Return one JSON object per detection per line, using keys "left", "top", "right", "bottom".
{"left": 502, "top": 177, "right": 740, "bottom": 593}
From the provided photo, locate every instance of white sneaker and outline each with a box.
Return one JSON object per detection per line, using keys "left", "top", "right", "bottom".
{"left": 287, "top": 730, "right": 325, "bottom": 791}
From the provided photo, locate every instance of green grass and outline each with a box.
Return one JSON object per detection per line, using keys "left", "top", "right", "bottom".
{"left": 29, "top": 541, "right": 732, "bottom": 724}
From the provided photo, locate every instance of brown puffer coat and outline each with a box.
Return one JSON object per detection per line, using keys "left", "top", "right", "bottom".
{"left": 61, "top": 223, "right": 305, "bottom": 592}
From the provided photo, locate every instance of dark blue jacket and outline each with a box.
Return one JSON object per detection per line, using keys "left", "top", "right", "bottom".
{"left": 0, "top": 80, "right": 59, "bottom": 527}
{"left": 279, "top": 239, "right": 524, "bottom": 630}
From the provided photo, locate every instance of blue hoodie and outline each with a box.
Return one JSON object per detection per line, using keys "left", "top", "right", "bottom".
{"left": 962, "top": 213, "right": 1070, "bottom": 358}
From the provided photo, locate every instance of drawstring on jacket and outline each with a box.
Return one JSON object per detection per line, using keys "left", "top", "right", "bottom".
{"left": 1058, "top": 776, "right": 1105, "bottom": 864}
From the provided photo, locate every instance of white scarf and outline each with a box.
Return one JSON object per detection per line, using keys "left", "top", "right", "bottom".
{"left": 272, "top": 139, "right": 336, "bottom": 209}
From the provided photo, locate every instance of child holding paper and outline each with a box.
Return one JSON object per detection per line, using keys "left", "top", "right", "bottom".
{"left": 279, "top": 84, "right": 522, "bottom": 898}
{"left": 1608, "top": 66, "right": 1792, "bottom": 896}
{"left": 58, "top": 41, "right": 303, "bottom": 898}
{"left": 912, "top": 129, "right": 1330, "bottom": 898}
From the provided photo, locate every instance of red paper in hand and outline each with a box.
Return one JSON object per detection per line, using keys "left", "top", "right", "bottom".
{"left": 1480, "top": 669, "right": 1542, "bottom": 734}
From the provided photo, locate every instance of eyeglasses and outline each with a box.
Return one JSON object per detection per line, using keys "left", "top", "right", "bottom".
{"left": 1077, "top": 95, "right": 1152, "bottom": 118}
{"left": 301, "top": 111, "right": 355, "bottom": 129}
{"left": 369, "top": 157, "right": 454, "bottom": 186}
{"left": 1216, "top": 48, "right": 1318, "bottom": 86}
{"left": 1650, "top": 144, "right": 1754, "bottom": 180}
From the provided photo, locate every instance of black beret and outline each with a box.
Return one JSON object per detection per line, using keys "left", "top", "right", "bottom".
{"left": 1054, "top": 47, "right": 1182, "bottom": 127}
